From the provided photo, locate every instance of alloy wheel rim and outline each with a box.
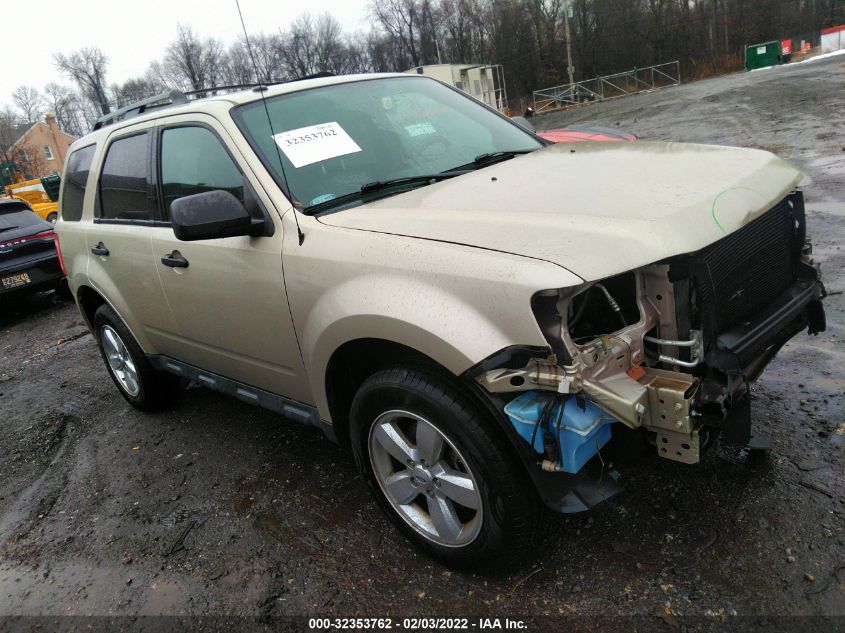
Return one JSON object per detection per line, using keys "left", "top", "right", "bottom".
{"left": 368, "top": 410, "right": 483, "bottom": 547}
{"left": 101, "top": 325, "right": 140, "bottom": 397}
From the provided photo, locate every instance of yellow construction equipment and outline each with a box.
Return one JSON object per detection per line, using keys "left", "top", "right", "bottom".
{"left": 4, "top": 178, "right": 59, "bottom": 224}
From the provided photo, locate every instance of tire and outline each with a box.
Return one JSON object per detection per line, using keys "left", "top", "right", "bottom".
{"left": 46, "top": 212, "right": 57, "bottom": 224}
{"left": 350, "top": 366, "right": 541, "bottom": 570}
{"left": 93, "top": 304, "right": 180, "bottom": 411}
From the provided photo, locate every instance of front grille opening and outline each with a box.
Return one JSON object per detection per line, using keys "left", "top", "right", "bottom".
{"left": 568, "top": 272, "right": 639, "bottom": 343}
{"left": 691, "top": 198, "right": 796, "bottom": 335}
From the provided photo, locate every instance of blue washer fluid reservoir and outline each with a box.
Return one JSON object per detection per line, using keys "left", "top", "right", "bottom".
{"left": 504, "top": 391, "right": 617, "bottom": 474}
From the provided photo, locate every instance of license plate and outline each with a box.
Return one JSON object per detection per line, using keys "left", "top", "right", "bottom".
{"left": 1, "top": 271, "right": 31, "bottom": 290}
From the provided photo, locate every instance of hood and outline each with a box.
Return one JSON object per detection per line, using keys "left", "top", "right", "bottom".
{"left": 318, "top": 142, "right": 803, "bottom": 281}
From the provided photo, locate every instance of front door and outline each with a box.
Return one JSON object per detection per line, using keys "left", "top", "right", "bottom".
{"left": 149, "top": 117, "right": 310, "bottom": 403}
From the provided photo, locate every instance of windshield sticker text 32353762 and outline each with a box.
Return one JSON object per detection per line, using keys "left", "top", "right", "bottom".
{"left": 273, "top": 122, "right": 362, "bottom": 168}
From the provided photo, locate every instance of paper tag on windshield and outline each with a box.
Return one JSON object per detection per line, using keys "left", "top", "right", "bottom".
{"left": 405, "top": 122, "right": 436, "bottom": 137}
{"left": 272, "top": 122, "right": 362, "bottom": 168}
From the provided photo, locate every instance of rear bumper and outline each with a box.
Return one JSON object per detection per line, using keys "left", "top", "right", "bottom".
{"left": 0, "top": 253, "right": 64, "bottom": 294}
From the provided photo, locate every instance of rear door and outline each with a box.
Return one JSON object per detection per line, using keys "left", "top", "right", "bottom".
{"left": 57, "top": 143, "right": 97, "bottom": 291}
{"left": 149, "top": 115, "right": 309, "bottom": 402}
{"left": 84, "top": 125, "right": 178, "bottom": 352}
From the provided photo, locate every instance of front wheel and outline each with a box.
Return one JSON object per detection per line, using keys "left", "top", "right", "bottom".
{"left": 350, "top": 366, "right": 541, "bottom": 570}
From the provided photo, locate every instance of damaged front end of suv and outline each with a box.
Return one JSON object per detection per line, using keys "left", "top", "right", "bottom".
{"left": 471, "top": 190, "right": 826, "bottom": 511}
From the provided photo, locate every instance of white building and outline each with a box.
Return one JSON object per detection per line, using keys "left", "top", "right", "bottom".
{"left": 821, "top": 24, "right": 845, "bottom": 53}
{"left": 405, "top": 64, "right": 508, "bottom": 111}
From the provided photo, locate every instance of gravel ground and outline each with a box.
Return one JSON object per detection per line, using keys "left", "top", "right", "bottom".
{"left": 1, "top": 56, "right": 843, "bottom": 628}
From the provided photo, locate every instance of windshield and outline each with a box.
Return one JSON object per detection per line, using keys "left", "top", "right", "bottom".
{"left": 232, "top": 76, "right": 542, "bottom": 212}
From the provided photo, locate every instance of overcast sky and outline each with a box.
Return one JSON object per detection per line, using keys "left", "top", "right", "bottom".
{"left": 3, "top": 0, "right": 370, "bottom": 103}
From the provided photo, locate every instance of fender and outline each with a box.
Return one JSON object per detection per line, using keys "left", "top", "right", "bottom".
{"left": 281, "top": 216, "right": 583, "bottom": 420}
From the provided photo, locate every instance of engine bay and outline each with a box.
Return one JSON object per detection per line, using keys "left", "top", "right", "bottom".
{"left": 476, "top": 191, "right": 826, "bottom": 473}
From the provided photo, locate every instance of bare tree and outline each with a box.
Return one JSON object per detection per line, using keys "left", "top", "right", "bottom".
{"left": 158, "top": 24, "right": 225, "bottom": 91}
{"left": 224, "top": 37, "right": 259, "bottom": 85}
{"left": 21, "top": 0, "right": 843, "bottom": 124}
{"left": 54, "top": 47, "right": 112, "bottom": 115}
{"left": 43, "top": 83, "right": 83, "bottom": 136}
{"left": 111, "top": 75, "right": 166, "bottom": 108}
{"left": 283, "top": 14, "right": 320, "bottom": 77}
{"left": 0, "top": 106, "right": 46, "bottom": 179}
{"left": 11, "top": 86, "right": 45, "bottom": 123}
{"left": 369, "top": 0, "right": 423, "bottom": 67}
{"left": 223, "top": 33, "right": 286, "bottom": 85}
{"left": 0, "top": 106, "right": 22, "bottom": 166}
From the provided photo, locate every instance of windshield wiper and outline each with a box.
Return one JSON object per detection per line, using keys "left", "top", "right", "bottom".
{"left": 472, "top": 149, "right": 535, "bottom": 165}
{"left": 360, "top": 170, "right": 469, "bottom": 194}
{"left": 304, "top": 170, "right": 470, "bottom": 214}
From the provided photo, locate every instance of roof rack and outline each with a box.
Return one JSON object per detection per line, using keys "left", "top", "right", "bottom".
{"left": 94, "top": 89, "right": 186, "bottom": 130}
{"left": 92, "top": 72, "right": 337, "bottom": 131}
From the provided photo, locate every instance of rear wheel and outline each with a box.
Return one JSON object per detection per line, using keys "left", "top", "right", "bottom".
{"left": 350, "top": 366, "right": 541, "bottom": 570}
{"left": 93, "top": 304, "right": 180, "bottom": 411}
{"left": 46, "top": 212, "right": 57, "bottom": 224}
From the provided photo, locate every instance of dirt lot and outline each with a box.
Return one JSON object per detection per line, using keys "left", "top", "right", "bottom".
{"left": 1, "top": 56, "right": 843, "bottom": 627}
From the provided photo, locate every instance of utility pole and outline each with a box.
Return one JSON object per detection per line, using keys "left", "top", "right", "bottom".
{"left": 563, "top": 1, "right": 575, "bottom": 87}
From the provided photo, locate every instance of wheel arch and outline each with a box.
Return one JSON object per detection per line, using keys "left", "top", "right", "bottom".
{"left": 75, "top": 284, "right": 150, "bottom": 354}
{"left": 76, "top": 284, "right": 108, "bottom": 330}
{"left": 324, "top": 337, "right": 466, "bottom": 446}
{"left": 322, "top": 336, "right": 533, "bottom": 469}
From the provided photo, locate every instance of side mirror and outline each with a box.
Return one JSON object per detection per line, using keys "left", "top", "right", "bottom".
{"left": 512, "top": 115, "right": 536, "bottom": 133}
{"left": 171, "top": 190, "right": 265, "bottom": 241}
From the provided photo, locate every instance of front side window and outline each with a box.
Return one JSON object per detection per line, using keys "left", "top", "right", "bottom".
{"left": 232, "top": 76, "right": 540, "bottom": 213}
{"left": 159, "top": 126, "right": 244, "bottom": 218}
{"left": 99, "top": 133, "right": 154, "bottom": 221}
{"left": 60, "top": 144, "right": 96, "bottom": 222}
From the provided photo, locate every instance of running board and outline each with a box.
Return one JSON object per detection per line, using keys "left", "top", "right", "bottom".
{"left": 148, "top": 355, "right": 335, "bottom": 440}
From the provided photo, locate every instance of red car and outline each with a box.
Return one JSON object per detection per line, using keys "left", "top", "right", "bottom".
{"left": 536, "top": 126, "right": 637, "bottom": 143}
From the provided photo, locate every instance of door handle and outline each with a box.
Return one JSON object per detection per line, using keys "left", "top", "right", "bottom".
{"left": 161, "top": 251, "right": 189, "bottom": 268}
{"left": 91, "top": 243, "right": 109, "bottom": 256}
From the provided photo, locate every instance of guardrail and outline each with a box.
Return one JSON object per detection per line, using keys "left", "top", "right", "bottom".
{"left": 532, "top": 61, "right": 681, "bottom": 114}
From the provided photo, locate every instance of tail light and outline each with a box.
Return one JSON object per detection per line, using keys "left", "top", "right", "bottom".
{"left": 0, "top": 230, "right": 54, "bottom": 249}
{"left": 52, "top": 232, "right": 68, "bottom": 277}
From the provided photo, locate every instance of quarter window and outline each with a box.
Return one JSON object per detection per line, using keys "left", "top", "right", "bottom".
{"left": 99, "top": 133, "right": 155, "bottom": 221}
{"left": 61, "top": 144, "right": 96, "bottom": 222}
{"left": 160, "top": 126, "right": 244, "bottom": 218}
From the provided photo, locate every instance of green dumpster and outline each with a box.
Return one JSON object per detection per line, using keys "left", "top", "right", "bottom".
{"left": 745, "top": 41, "right": 782, "bottom": 71}
{"left": 40, "top": 174, "right": 62, "bottom": 202}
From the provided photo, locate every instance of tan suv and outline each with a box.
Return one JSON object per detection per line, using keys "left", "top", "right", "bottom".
{"left": 56, "top": 74, "right": 826, "bottom": 569}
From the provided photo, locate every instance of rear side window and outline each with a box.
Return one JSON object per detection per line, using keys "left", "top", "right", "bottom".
{"left": 160, "top": 126, "right": 244, "bottom": 218}
{"left": 60, "top": 144, "right": 96, "bottom": 222}
{"left": 99, "top": 133, "right": 155, "bottom": 221}
{"left": 0, "top": 203, "right": 42, "bottom": 230}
